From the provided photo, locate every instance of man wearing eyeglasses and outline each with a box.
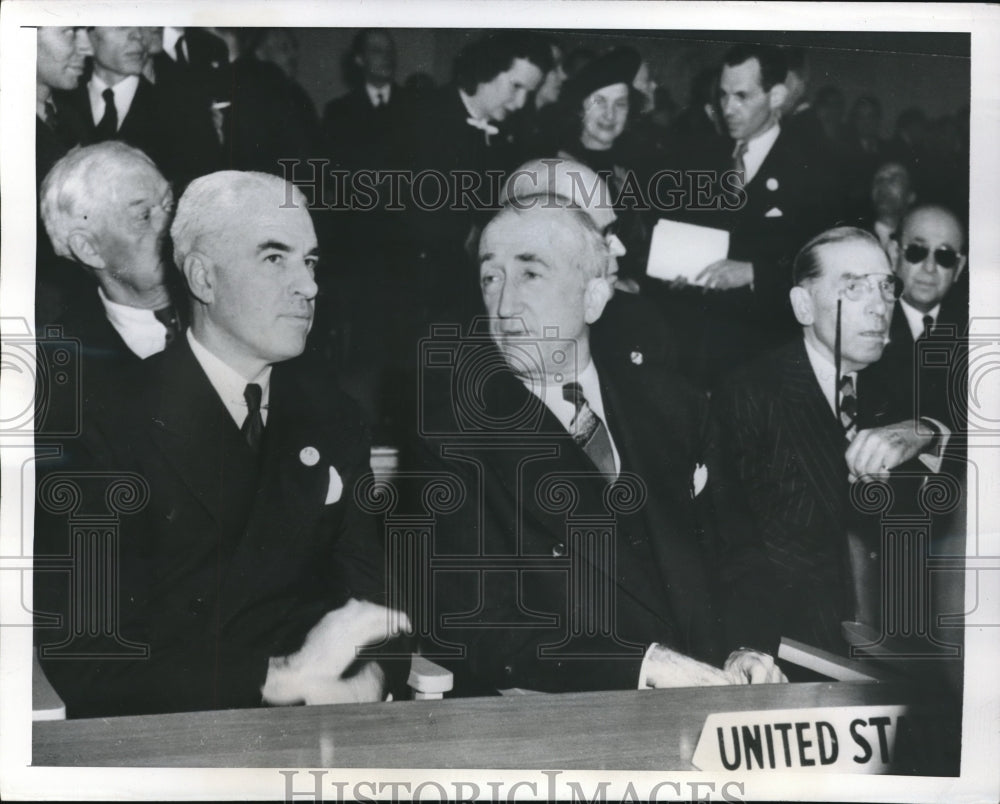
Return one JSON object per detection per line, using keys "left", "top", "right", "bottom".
{"left": 712, "top": 227, "right": 946, "bottom": 655}
{"left": 869, "top": 204, "right": 968, "bottom": 434}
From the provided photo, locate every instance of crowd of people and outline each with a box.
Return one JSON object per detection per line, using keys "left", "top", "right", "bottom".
{"left": 32, "top": 27, "right": 968, "bottom": 727}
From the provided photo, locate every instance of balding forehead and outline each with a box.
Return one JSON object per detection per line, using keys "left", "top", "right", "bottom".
{"left": 902, "top": 207, "right": 965, "bottom": 244}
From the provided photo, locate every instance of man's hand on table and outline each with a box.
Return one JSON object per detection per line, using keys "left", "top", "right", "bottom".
{"left": 261, "top": 598, "right": 411, "bottom": 706}
{"left": 723, "top": 648, "right": 788, "bottom": 684}
{"left": 641, "top": 644, "right": 787, "bottom": 688}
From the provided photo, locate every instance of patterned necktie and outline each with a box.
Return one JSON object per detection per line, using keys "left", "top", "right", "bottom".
{"left": 839, "top": 374, "right": 858, "bottom": 442}
{"left": 562, "top": 382, "right": 617, "bottom": 478}
{"left": 96, "top": 88, "right": 117, "bottom": 139}
{"left": 732, "top": 140, "right": 748, "bottom": 177}
{"left": 921, "top": 314, "right": 934, "bottom": 339}
{"left": 241, "top": 383, "right": 264, "bottom": 453}
{"left": 152, "top": 305, "right": 181, "bottom": 346}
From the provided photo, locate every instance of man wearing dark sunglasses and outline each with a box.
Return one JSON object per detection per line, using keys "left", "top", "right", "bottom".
{"left": 874, "top": 203, "right": 968, "bottom": 433}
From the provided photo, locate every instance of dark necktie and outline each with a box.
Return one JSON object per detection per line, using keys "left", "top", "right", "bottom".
{"left": 152, "top": 305, "right": 181, "bottom": 346}
{"left": 921, "top": 314, "right": 935, "bottom": 339}
{"left": 241, "top": 383, "right": 264, "bottom": 453}
{"left": 96, "top": 88, "right": 117, "bottom": 139}
{"left": 562, "top": 382, "right": 617, "bottom": 478}
{"left": 732, "top": 140, "right": 748, "bottom": 177}
{"left": 43, "top": 99, "right": 59, "bottom": 130}
{"left": 175, "top": 35, "right": 188, "bottom": 66}
{"left": 839, "top": 374, "right": 858, "bottom": 442}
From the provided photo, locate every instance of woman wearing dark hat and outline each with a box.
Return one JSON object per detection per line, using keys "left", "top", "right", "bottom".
{"left": 557, "top": 46, "right": 651, "bottom": 290}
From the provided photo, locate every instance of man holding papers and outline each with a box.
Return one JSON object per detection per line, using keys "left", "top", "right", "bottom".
{"left": 655, "top": 44, "right": 839, "bottom": 387}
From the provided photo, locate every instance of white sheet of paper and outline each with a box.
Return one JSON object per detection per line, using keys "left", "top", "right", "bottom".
{"left": 645, "top": 219, "right": 730, "bottom": 285}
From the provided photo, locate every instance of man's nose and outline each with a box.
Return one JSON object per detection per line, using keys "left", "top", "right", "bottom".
{"left": 75, "top": 29, "right": 95, "bottom": 55}
{"left": 920, "top": 250, "right": 938, "bottom": 274}
{"left": 125, "top": 27, "right": 144, "bottom": 42}
{"left": 496, "top": 280, "right": 520, "bottom": 317}
{"left": 292, "top": 260, "right": 319, "bottom": 299}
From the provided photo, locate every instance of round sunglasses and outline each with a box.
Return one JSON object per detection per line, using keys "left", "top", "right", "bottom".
{"left": 901, "top": 243, "right": 963, "bottom": 270}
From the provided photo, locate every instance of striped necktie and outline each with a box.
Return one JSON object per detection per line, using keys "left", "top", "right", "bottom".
{"left": 839, "top": 374, "right": 858, "bottom": 442}
{"left": 562, "top": 382, "right": 616, "bottom": 478}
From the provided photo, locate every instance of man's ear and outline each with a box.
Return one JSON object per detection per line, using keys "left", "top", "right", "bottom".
{"left": 67, "top": 231, "right": 105, "bottom": 271}
{"left": 183, "top": 252, "right": 215, "bottom": 305}
{"left": 583, "top": 276, "right": 613, "bottom": 324}
{"left": 955, "top": 254, "right": 967, "bottom": 280}
{"left": 789, "top": 284, "right": 814, "bottom": 326}
{"left": 768, "top": 83, "right": 788, "bottom": 115}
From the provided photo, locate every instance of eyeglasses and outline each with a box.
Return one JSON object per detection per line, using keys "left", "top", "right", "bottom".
{"left": 902, "top": 243, "right": 962, "bottom": 270}
{"left": 839, "top": 273, "right": 902, "bottom": 303}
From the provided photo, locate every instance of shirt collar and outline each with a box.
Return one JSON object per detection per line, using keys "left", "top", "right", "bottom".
{"left": 88, "top": 73, "right": 140, "bottom": 127}
{"left": 740, "top": 122, "right": 781, "bottom": 183}
{"left": 97, "top": 286, "right": 168, "bottom": 359}
{"left": 803, "top": 334, "right": 855, "bottom": 417}
{"left": 162, "top": 27, "right": 183, "bottom": 60}
{"left": 187, "top": 329, "right": 272, "bottom": 428}
{"left": 365, "top": 83, "right": 390, "bottom": 106}
{"left": 898, "top": 296, "right": 940, "bottom": 341}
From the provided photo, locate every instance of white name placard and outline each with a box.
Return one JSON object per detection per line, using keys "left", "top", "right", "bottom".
{"left": 691, "top": 705, "right": 909, "bottom": 773}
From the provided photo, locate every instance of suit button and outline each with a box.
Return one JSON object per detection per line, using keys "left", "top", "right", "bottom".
{"left": 552, "top": 542, "right": 567, "bottom": 557}
{"left": 869, "top": 552, "right": 878, "bottom": 560}
{"left": 189, "top": 597, "right": 207, "bottom": 616}
{"left": 503, "top": 664, "right": 513, "bottom": 676}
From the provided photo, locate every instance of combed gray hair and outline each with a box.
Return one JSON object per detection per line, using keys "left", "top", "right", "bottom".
{"left": 493, "top": 194, "right": 611, "bottom": 280}
{"left": 170, "top": 170, "right": 309, "bottom": 269}
{"left": 39, "top": 141, "right": 159, "bottom": 259}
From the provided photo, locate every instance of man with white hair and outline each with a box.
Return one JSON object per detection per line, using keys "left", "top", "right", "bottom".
{"left": 35, "top": 170, "right": 406, "bottom": 717}
{"left": 502, "top": 157, "right": 677, "bottom": 369}
{"left": 417, "top": 200, "right": 784, "bottom": 694}
{"left": 40, "top": 142, "right": 182, "bottom": 364}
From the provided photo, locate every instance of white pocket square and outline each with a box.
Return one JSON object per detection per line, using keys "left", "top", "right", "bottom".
{"left": 325, "top": 466, "right": 343, "bottom": 505}
{"left": 691, "top": 463, "right": 708, "bottom": 498}
{"left": 764, "top": 207, "right": 783, "bottom": 218}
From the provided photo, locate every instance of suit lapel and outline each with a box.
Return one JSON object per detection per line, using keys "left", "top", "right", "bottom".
{"left": 145, "top": 340, "right": 258, "bottom": 532}
{"left": 597, "top": 355, "right": 714, "bottom": 643}
{"left": 780, "top": 341, "right": 851, "bottom": 521}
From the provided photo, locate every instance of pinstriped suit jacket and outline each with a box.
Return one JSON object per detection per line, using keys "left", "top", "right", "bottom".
{"left": 713, "top": 339, "right": 895, "bottom": 653}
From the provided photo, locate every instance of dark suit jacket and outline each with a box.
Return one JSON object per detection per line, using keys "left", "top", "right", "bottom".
{"left": 61, "top": 75, "right": 221, "bottom": 187}
{"left": 713, "top": 339, "right": 900, "bottom": 653}
{"left": 34, "top": 339, "right": 386, "bottom": 717}
{"left": 413, "top": 337, "right": 775, "bottom": 694}
{"left": 861, "top": 297, "right": 969, "bottom": 435}
{"left": 323, "top": 84, "right": 410, "bottom": 171}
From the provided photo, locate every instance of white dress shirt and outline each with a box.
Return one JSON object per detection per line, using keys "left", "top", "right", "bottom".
{"left": 740, "top": 122, "right": 781, "bottom": 184}
{"left": 187, "top": 329, "right": 272, "bottom": 429}
{"left": 88, "top": 73, "right": 140, "bottom": 130}
{"left": 803, "top": 335, "right": 946, "bottom": 472}
{"left": 98, "top": 287, "right": 169, "bottom": 359}
{"left": 523, "top": 359, "right": 621, "bottom": 475}
{"left": 162, "top": 27, "right": 184, "bottom": 62}
{"left": 898, "top": 297, "right": 941, "bottom": 341}
{"left": 365, "top": 83, "right": 391, "bottom": 107}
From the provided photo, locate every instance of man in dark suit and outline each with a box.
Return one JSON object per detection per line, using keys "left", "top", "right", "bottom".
{"left": 61, "top": 26, "right": 219, "bottom": 186}
{"left": 323, "top": 29, "right": 409, "bottom": 173}
{"left": 868, "top": 204, "right": 968, "bottom": 432}
{"left": 689, "top": 44, "right": 841, "bottom": 385}
{"left": 39, "top": 142, "right": 182, "bottom": 369}
{"left": 35, "top": 26, "right": 94, "bottom": 326}
{"left": 34, "top": 171, "right": 406, "bottom": 718}
{"left": 416, "top": 201, "right": 784, "bottom": 694}
{"left": 713, "top": 227, "right": 945, "bottom": 654}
